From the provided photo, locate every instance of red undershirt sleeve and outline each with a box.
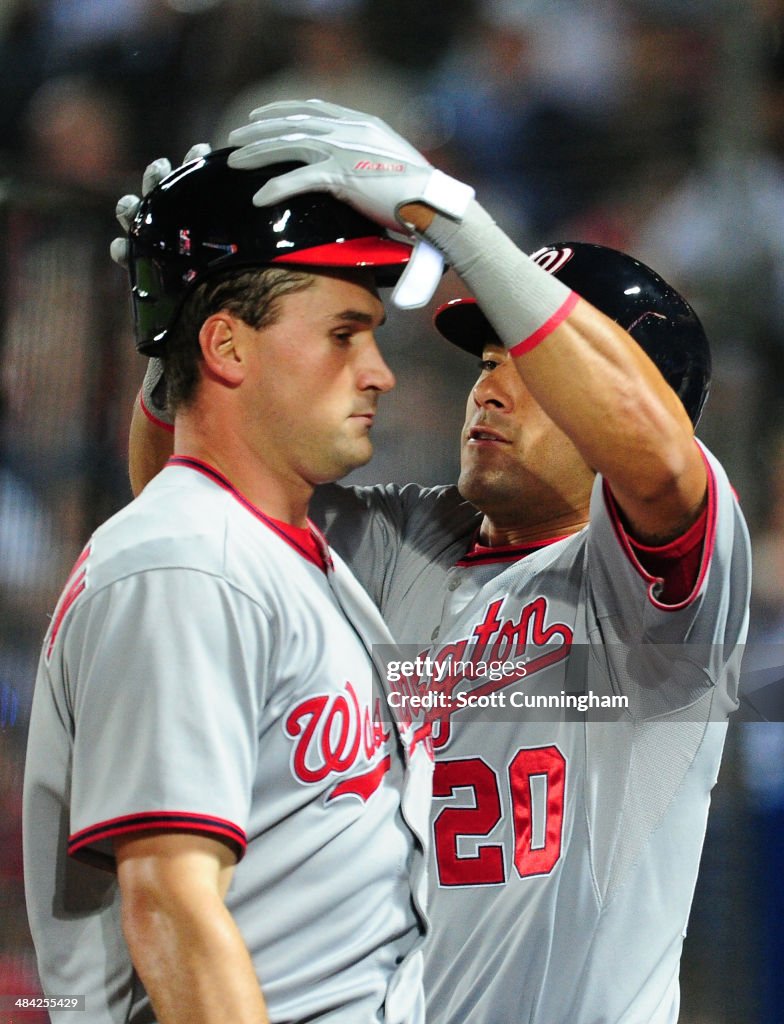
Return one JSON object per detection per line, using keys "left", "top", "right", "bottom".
{"left": 625, "top": 504, "right": 709, "bottom": 606}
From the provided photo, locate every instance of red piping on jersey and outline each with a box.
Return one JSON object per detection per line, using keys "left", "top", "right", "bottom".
{"left": 139, "top": 392, "right": 174, "bottom": 433}
{"left": 46, "top": 544, "right": 90, "bottom": 661}
{"left": 68, "top": 811, "right": 247, "bottom": 860}
{"left": 456, "top": 532, "right": 573, "bottom": 567}
{"left": 602, "top": 444, "right": 718, "bottom": 612}
{"left": 508, "top": 291, "right": 579, "bottom": 358}
{"left": 167, "top": 455, "right": 333, "bottom": 572}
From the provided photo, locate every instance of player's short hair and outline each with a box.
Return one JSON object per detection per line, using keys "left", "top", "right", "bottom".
{"left": 163, "top": 265, "right": 314, "bottom": 411}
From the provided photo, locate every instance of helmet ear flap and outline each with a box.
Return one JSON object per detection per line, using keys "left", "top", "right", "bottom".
{"left": 130, "top": 257, "right": 178, "bottom": 354}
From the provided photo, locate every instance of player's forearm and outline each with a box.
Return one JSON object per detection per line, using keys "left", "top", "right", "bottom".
{"left": 117, "top": 836, "right": 268, "bottom": 1024}
{"left": 514, "top": 296, "right": 697, "bottom": 479}
{"left": 513, "top": 299, "right": 707, "bottom": 535}
{"left": 121, "top": 882, "right": 269, "bottom": 1024}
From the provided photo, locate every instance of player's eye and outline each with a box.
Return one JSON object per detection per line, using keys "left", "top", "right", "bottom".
{"left": 478, "top": 358, "right": 499, "bottom": 372}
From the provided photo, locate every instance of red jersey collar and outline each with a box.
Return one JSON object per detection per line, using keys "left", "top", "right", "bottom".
{"left": 456, "top": 531, "right": 572, "bottom": 567}
{"left": 166, "top": 456, "right": 333, "bottom": 573}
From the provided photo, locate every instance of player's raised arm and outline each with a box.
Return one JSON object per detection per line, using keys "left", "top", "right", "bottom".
{"left": 403, "top": 203, "right": 707, "bottom": 543}
{"left": 116, "top": 832, "right": 269, "bottom": 1024}
{"left": 226, "top": 100, "right": 706, "bottom": 542}
{"left": 129, "top": 360, "right": 174, "bottom": 494}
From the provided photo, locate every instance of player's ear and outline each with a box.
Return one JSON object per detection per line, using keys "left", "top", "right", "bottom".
{"left": 198, "top": 313, "right": 245, "bottom": 386}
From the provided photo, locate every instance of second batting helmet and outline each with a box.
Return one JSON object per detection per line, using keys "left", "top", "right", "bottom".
{"left": 128, "top": 148, "right": 413, "bottom": 356}
{"left": 434, "top": 242, "right": 711, "bottom": 426}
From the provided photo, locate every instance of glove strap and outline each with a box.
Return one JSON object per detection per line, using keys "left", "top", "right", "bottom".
{"left": 419, "top": 169, "right": 475, "bottom": 221}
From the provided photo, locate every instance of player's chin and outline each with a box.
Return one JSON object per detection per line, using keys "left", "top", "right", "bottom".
{"left": 457, "top": 453, "right": 510, "bottom": 503}
{"left": 319, "top": 436, "right": 374, "bottom": 482}
{"left": 347, "top": 436, "right": 374, "bottom": 470}
{"left": 457, "top": 463, "right": 490, "bottom": 505}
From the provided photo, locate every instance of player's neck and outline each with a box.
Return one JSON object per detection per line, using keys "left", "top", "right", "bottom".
{"left": 173, "top": 425, "right": 313, "bottom": 528}
{"left": 478, "top": 509, "right": 588, "bottom": 548}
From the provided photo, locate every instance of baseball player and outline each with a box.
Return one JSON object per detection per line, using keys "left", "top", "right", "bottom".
{"left": 125, "top": 102, "right": 751, "bottom": 1024}
{"left": 23, "top": 148, "right": 433, "bottom": 1024}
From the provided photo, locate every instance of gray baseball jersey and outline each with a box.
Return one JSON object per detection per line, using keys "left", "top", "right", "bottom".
{"left": 312, "top": 441, "right": 750, "bottom": 1024}
{"left": 23, "top": 456, "right": 432, "bottom": 1024}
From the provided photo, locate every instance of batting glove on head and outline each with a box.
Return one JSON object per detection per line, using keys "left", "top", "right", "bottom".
{"left": 227, "top": 99, "right": 474, "bottom": 308}
{"left": 109, "top": 144, "right": 212, "bottom": 267}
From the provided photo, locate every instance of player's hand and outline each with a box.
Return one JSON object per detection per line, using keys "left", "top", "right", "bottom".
{"left": 110, "top": 144, "right": 212, "bottom": 267}
{"left": 226, "top": 98, "right": 474, "bottom": 232}
{"left": 227, "top": 99, "right": 471, "bottom": 307}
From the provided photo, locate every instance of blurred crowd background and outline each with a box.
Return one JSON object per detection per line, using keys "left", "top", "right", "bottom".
{"left": 1, "top": 0, "right": 783, "bottom": 1020}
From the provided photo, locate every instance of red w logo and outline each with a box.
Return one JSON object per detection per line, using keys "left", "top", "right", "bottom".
{"left": 284, "top": 682, "right": 392, "bottom": 803}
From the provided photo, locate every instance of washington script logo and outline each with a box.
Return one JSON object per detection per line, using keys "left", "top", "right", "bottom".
{"left": 285, "top": 681, "right": 392, "bottom": 803}
{"left": 391, "top": 596, "right": 574, "bottom": 749}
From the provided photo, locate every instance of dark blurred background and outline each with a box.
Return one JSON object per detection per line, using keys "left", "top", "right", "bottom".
{"left": 1, "top": 1, "right": 783, "bottom": 1020}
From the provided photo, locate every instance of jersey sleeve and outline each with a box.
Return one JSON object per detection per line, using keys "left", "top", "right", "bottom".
{"left": 311, "top": 482, "right": 478, "bottom": 609}
{"left": 582, "top": 444, "right": 751, "bottom": 904}
{"left": 584, "top": 442, "right": 751, "bottom": 717}
{"left": 61, "top": 568, "right": 270, "bottom": 869}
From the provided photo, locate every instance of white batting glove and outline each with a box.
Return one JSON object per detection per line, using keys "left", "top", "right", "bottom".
{"left": 227, "top": 99, "right": 475, "bottom": 308}
{"left": 227, "top": 99, "right": 474, "bottom": 231}
{"left": 109, "top": 144, "right": 212, "bottom": 267}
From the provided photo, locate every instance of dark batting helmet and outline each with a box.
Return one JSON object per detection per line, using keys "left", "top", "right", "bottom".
{"left": 434, "top": 242, "right": 711, "bottom": 426}
{"left": 128, "top": 147, "right": 413, "bottom": 356}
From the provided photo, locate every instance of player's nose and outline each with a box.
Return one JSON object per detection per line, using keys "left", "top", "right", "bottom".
{"left": 472, "top": 365, "right": 514, "bottom": 411}
{"left": 358, "top": 337, "right": 396, "bottom": 393}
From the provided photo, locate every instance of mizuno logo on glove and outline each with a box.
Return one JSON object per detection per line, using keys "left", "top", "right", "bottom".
{"left": 353, "top": 160, "right": 406, "bottom": 173}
